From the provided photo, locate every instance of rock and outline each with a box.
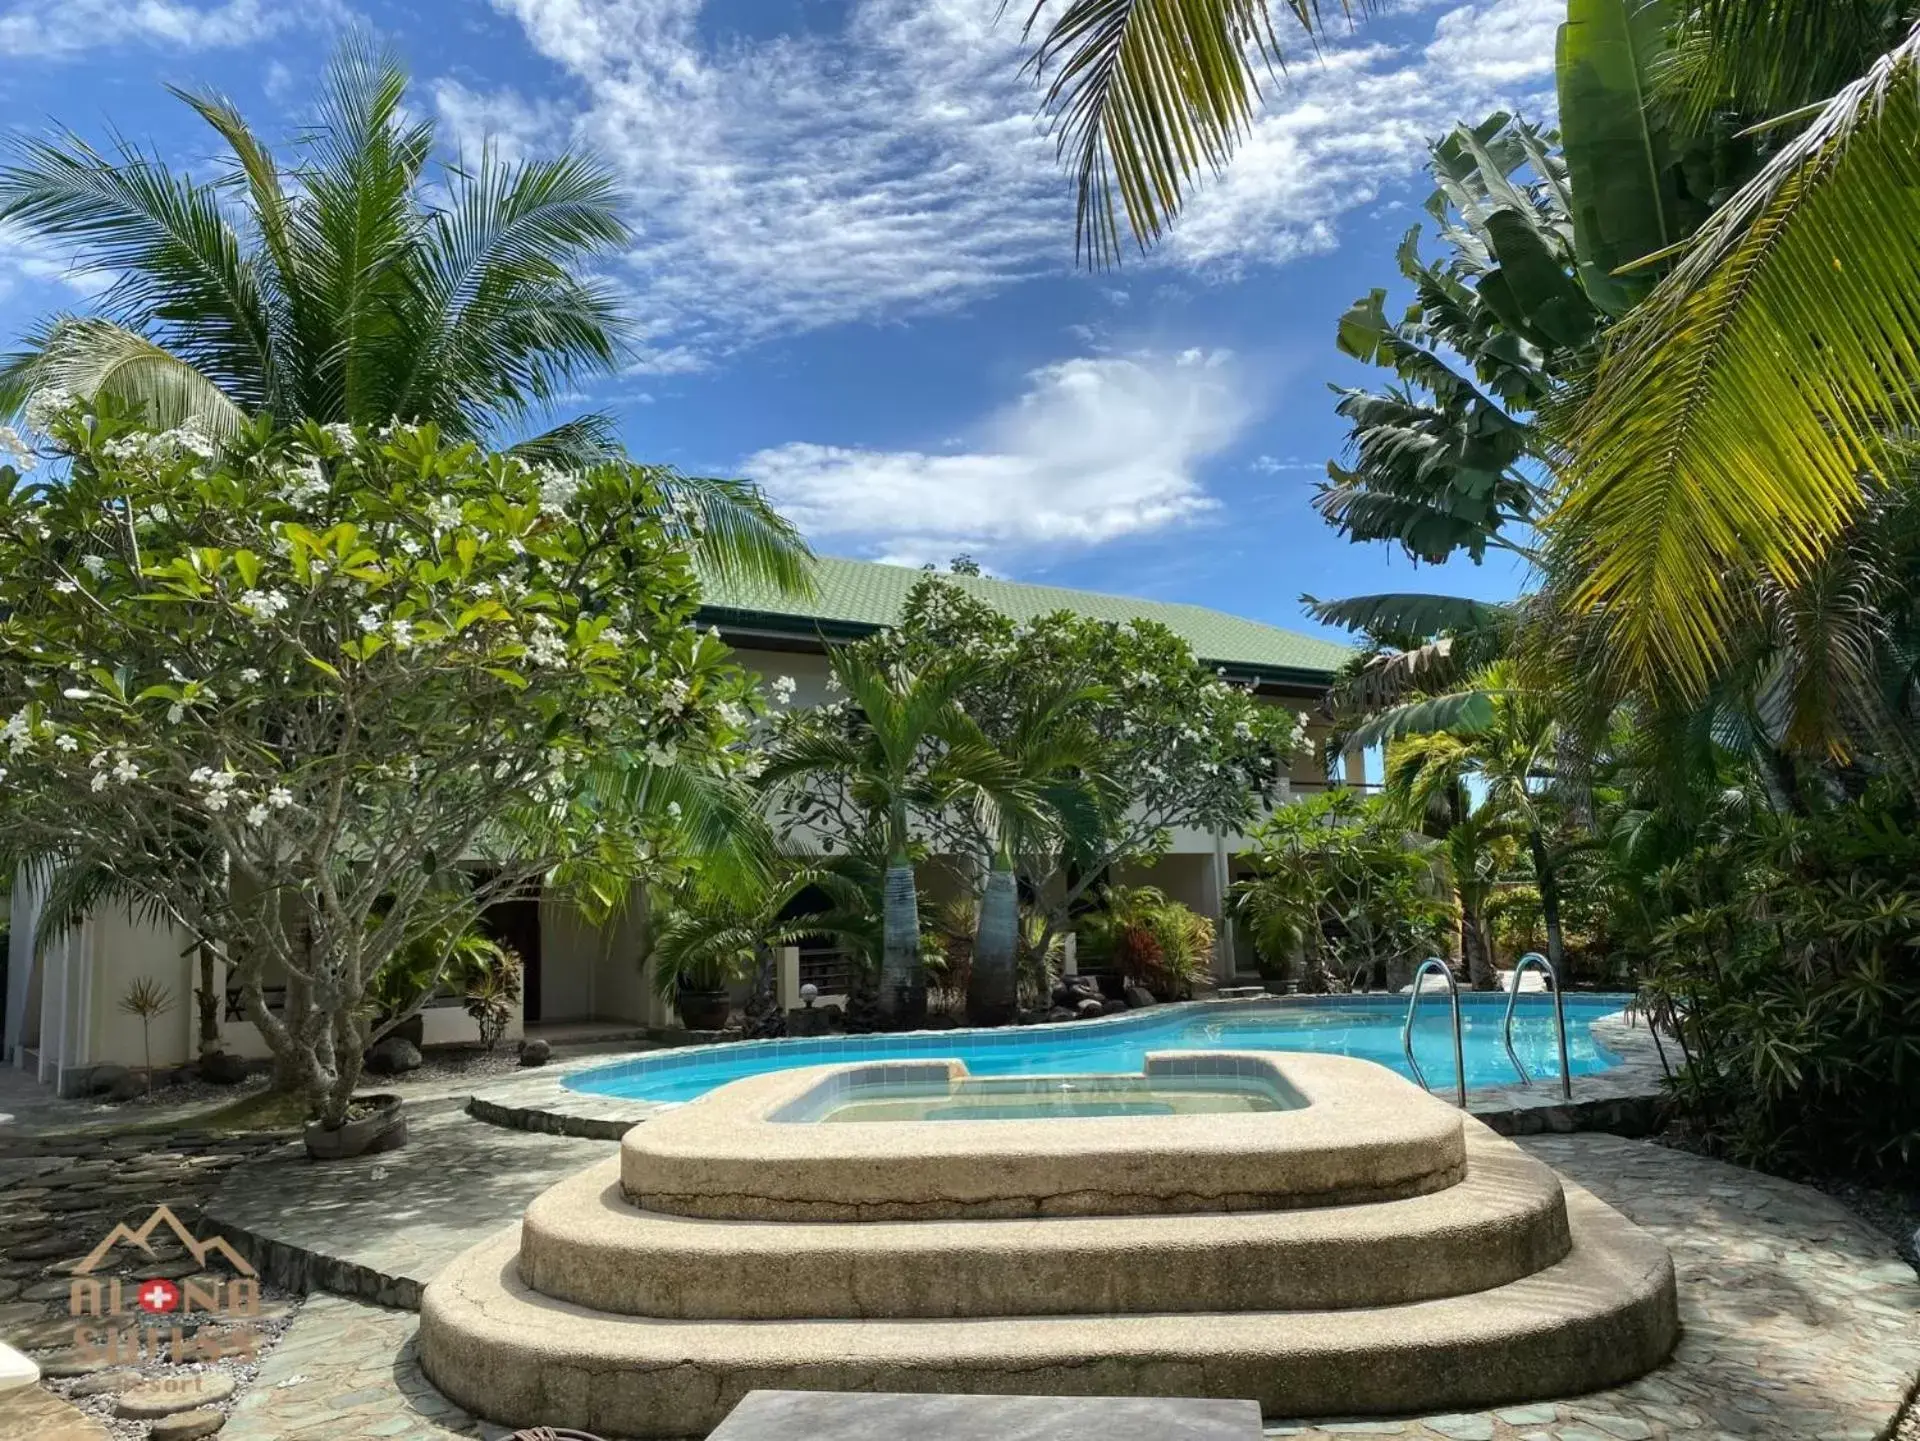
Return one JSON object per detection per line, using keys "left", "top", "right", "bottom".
{"left": 1123, "top": 985, "right": 1156, "bottom": 1009}
{"left": 107, "top": 1074, "right": 148, "bottom": 1103}
{"left": 517, "top": 1038, "right": 552, "bottom": 1068}
{"left": 22, "top": 1278, "right": 76, "bottom": 1302}
{"left": 85, "top": 1065, "right": 132, "bottom": 1098}
{"left": 66, "top": 1368, "right": 143, "bottom": 1398}
{"left": 1099, "top": 998, "right": 1128, "bottom": 1015}
{"left": 38, "top": 1349, "right": 128, "bottom": 1379}
{"left": 196, "top": 1051, "right": 250, "bottom": 1086}
{"left": 150, "top": 1408, "right": 227, "bottom": 1441}
{"left": 1044, "top": 1006, "right": 1076, "bottom": 1024}
{"left": 1074, "top": 998, "right": 1105, "bottom": 1019}
{"left": 116, "top": 1371, "right": 235, "bottom": 1418}
{"left": 364, "top": 1035, "right": 422, "bottom": 1076}
{"left": 1051, "top": 980, "right": 1100, "bottom": 1008}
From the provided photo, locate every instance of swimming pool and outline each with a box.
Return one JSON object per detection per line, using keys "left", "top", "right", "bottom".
{"left": 565, "top": 992, "right": 1631, "bottom": 1105}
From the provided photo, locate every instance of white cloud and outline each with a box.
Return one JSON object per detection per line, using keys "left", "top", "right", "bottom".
{"left": 742, "top": 349, "right": 1248, "bottom": 567}
{"left": 0, "top": 0, "right": 307, "bottom": 57}
{"left": 1250, "top": 454, "right": 1321, "bottom": 475}
{"left": 467, "top": 0, "right": 1560, "bottom": 362}
{"left": 0, "top": 222, "right": 112, "bottom": 306}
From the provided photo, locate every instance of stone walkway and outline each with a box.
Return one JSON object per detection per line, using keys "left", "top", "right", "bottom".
{"left": 0, "top": 1122, "right": 303, "bottom": 1441}
{"left": 180, "top": 1118, "right": 1920, "bottom": 1441}
{"left": 206, "top": 1109, "right": 606, "bottom": 1308}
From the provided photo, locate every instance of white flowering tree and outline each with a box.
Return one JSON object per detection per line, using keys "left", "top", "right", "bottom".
{"left": 765, "top": 579, "right": 1305, "bottom": 1015}
{"left": 0, "top": 399, "right": 763, "bottom": 1126}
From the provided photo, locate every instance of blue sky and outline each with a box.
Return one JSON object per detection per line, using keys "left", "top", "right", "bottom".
{"left": 0, "top": 0, "right": 1559, "bottom": 642}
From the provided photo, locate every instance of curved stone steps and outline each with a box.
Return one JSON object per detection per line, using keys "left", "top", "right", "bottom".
{"left": 420, "top": 1180, "right": 1678, "bottom": 1440}
{"left": 520, "top": 1128, "right": 1571, "bottom": 1319}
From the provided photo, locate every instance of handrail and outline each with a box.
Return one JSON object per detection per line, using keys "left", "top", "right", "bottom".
{"left": 1402, "top": 958, "right": 1466, "bottom": 1108}
{"left": 1503, "top": 951, "right": 1572, "bottom": 1101}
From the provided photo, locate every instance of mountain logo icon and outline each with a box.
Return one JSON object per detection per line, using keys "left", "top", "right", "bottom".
{"left": 74, "top": 1205, "right": 257, "bottom": 1278}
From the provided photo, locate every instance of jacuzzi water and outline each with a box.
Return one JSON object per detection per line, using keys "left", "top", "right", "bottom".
{"left": 567, "top": 992, "right": 1633, "bottom": 1105}
{"left": 809, "top": 1074, "right": 1299, "bottom": 1123}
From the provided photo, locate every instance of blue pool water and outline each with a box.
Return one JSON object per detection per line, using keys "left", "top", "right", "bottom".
{"left": 566, "top": 992, "right": 1631, "bottom": 1105}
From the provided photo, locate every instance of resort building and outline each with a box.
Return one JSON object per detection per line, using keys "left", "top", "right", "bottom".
{"left": 3, "top": 558, "right": 1355, "bottom": 1094}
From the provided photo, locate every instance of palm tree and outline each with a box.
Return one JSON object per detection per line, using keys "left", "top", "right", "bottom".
{"left": 1384, "top": 730, "right": 1524, "bottom": 990}
{"left": 761, "top": 648, "right": 1005, "bottom": 1026}
{"left": 966, "top": 680, "right": 1107, "bottom": 1026}
{"left": 0, "top": 34, "right": 811, "bottom": 591}
{"left": 1547, "top": 6, "right": 1920, "bottom": 696}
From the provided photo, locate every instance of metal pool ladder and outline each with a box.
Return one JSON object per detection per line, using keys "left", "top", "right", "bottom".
{"left": 1503, "top": 951, "right": 1573, "bottom": 1101}
{"left": 1402, "top": 957, "right": 1466, "bottom": 1107}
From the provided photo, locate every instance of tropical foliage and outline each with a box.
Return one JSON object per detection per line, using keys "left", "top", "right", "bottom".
{"left": 0, "top": 403, "right": 763, "bottom": 1125}
{"left": 1233, "top": 791, "right": 1449, "bottom": 994}
{"left": 1076, "top": 885, "right": 1216, "bottom": 1002}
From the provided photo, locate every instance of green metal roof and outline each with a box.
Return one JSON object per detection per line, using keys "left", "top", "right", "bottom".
{"left": 698, "top": 556, "right": 1353, "bottom": 683}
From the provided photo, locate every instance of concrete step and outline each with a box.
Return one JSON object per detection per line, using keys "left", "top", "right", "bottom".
{"left": 520, "top": 1129, "right": 1572, "bottom": 1319}
{"left": 621, "top": 1055, "right": 1469, "bottom": 1221}
{"left": 421, "top": 1182, "right": 1675, "bottom": 1440}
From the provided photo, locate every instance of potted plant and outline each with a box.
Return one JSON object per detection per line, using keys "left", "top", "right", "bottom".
{"left": 304, "top": 1093, "right": 408, "bottom": 1160}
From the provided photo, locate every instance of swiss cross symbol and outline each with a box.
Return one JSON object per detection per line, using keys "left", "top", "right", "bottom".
{"left": 138, "top": 1279, "right": 180, "bottom": 1313}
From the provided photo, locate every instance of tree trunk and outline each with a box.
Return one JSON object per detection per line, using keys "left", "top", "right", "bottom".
{"left": 194, "top": 942, "right": 221, "bottom": 1058}
{"left": 1527, "top": 829, "right": 1566, "bottom": 975}
{"left": 968, "top": 862, "right": 1019, "bottom": 1027}
{"left": 880, "top": 858, "right": 926, "bottom": 1027}
{"left": 1462, "top": 906, "right": 1497, "bottom": 990}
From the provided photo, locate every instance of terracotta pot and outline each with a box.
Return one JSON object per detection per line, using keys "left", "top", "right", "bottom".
{"left": 304, "top": 1093, "right": 408, "bottom": 1161}
{"left": 675, "top": 988, "right": 732, "bottom": 1032}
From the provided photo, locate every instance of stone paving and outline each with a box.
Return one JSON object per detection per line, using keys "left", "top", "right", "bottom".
{"left": 0, "top": 1121, "right": 303, "bottom": 1441}
{"left": 185, "top": 1115, "right": 1920, "bottom": 1441}
{"left": 10, "top": 1036, "right": 1917, "bottom": 1441}
{"left": 206, "top": 1107, "right": 606, "bottom": 1308}
{"left": 220, "top": 1294, "right": 503, "bottom": 1441}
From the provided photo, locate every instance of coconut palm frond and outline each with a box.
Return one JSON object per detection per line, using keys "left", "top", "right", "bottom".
{"left": 1014, "top": 0, "right": 1359, "bottom": 266}
{"left": 1548, "top": 25, "right": 1920, "bottom": 699}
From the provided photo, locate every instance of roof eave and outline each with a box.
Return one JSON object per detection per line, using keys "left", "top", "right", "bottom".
{"left": 698, "top": 604, "right": 1340, "bottom": 693}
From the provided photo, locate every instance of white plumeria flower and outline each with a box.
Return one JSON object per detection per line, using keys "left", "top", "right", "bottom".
{"left": 81, "top": 555, "right": 109, "bottom": 579}
{"left": 357, "top": 608, "right": 382, "bottom": 634}
{"left": 166, "top": 703, "right": 186, "bottom": 724}
{"left": 267, "top": 786, "right": 294, "bottom": 809}
{"left": 62, "top": 687, "right": 91, "bottom": 700}
{"left": 246, "top": 803, "right": 270, "bottom": 826}
{"left": 55, "top": 734, "right": 78, "bottom": 752}
{"left": 53, "top": 578, "right": 78, "bottom": 594}
{"left": 389, "top": 619, "right": 414, "bottom": 649}
{"left": 23, "top": 387, "right": 74, "bottom": 433}
{"left": 240, "top": 668, "right": 262, "bottom": 683}
{"left": 770, "top": 675, "right": 797, "bottom": 706}
{"left": 111, "top": 756, "right": 139, "bottom": 784}
{"left": 239, "top": 589, "right": 291, "bottom": 620}
{"left": 89, "top": 750, "right": 111, "bottom": 770}
{"left": 90, "top": 772, "right": 110, "bottom": 793}
{"left": 426, "top": 495, "right": 463, "bottom": 530}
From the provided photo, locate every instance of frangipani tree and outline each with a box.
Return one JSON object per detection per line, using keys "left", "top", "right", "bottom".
{"left": 0, "top": 401, "right": 762, "bottom": 1126}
